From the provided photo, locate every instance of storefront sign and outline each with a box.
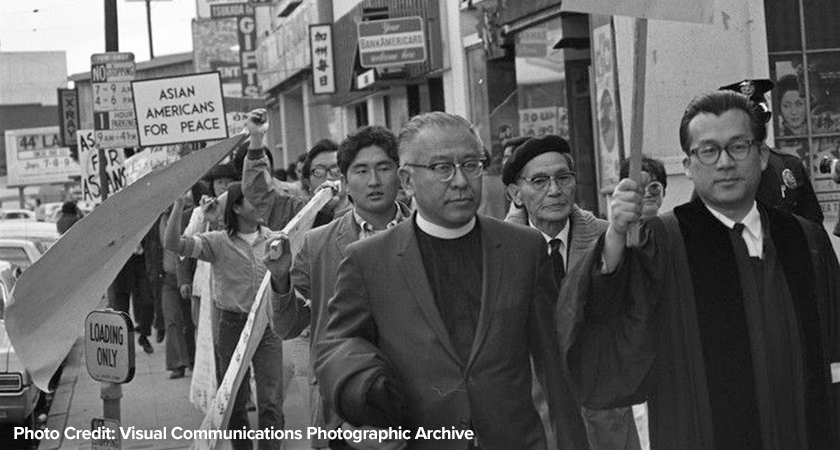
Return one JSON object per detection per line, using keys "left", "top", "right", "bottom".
{"left": 310, "top": 24, "right": 335, "bottom": 94}
{"left": 210, "top": 2, "right": 254, "bottom": 18}
{"left": 561, "top": 0, "right": 714, "bottom": 24}
{"left": 196, "top": 0, "right": 248, "bottom": 18}
{"left": 358, "top": 16, "right": 426, "bottom": 68}
{"left": 91, "top": 52, "right": 139, "bottom": 149}
{"left": 4, "top": 127, "right": 80, "bottom": 187}
{"left": 132, "top": 73, "right": 228, "bottom": 146}
{"left": 238, "top": 14, "right": 260, "bottom": 97}
{"left": 58, "top": 88, "right": 79, "bottom": 147}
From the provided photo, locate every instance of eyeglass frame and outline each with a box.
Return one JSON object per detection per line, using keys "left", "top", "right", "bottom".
{"left": 519, "top": 171, "right": 577, "bottom": 191}
{"left": 688, "top": 139, "right": 758, "bottom": 166}
{"left": 402, "top": 158, "right": 487, "bottom": 183}
{"left": 311, "top": 166, "right": 342, "bottom": 179}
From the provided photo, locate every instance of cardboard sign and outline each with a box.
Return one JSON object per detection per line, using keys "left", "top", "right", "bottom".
{"left": 85, "top": 310, "right": 135, "bottom": 384}
{"left": 77, "top": 130, "right": 128, "bottom": 204}
{"left": 132, "top": 73, "right": 228, "bottom": 147}
{"left": 6, "top": 135, "right": 245, "bottom": 392}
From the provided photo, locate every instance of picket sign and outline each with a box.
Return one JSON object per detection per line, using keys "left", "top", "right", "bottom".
{"left": 190, "top": 268, "right": 217, "bottom": 414}
{"left": 191, "top": 186, "right": 335, "bottom": 450}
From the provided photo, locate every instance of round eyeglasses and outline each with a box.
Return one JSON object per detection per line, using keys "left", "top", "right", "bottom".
{"left": 645, "top": 181, "right": 664, "bottom": 197}
{"left": 403, "top": 159, "right": 486, "bottom": 183}
{"left": 689, "top": 139, "right": 756, "bottom": 166}
{"left": 311, "top": 166, "right": 342, "bottom": 178}
{"left": 519, "top": 172, "right": 577, "bottom": 191}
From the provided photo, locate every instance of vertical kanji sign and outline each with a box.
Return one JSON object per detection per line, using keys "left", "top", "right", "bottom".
{"left": 309, "top": 24, "right": 335, "bottom": 94}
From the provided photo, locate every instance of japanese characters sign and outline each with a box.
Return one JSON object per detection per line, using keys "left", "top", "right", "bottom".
{"left": 91, "top": 52, "right": 139, "bottom": 149}
{"left": 357, "top": 16, "right": 426, "bottom": 68}
{"left": 309, "top": 24, "right": 335, "bottom": 94}
{"left": 132, "top": 72, "right": 228, "bottom": 147}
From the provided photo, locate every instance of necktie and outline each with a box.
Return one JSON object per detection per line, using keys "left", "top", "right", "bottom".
{"left": 549, "top": 238, "right": 566, "bottom": 286}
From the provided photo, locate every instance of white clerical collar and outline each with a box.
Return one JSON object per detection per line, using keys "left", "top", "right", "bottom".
{"left": 415, "top": 212, "right": 476, "bottom": 239}
{"left": 705, "top": 201, "right": 763, "bottom": 258}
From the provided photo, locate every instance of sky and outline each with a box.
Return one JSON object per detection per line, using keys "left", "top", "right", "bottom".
{"left": 0, "top": 0, "right": 198, "bottom": 77}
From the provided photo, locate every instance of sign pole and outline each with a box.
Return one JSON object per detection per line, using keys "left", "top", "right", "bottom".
{"left": 626, "top": 18, "right": 648, "bottom": 247}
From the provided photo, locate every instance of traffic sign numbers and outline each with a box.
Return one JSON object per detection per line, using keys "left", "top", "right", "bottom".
{"left": 91, "top": 52, "right": 138, "bottom": 148}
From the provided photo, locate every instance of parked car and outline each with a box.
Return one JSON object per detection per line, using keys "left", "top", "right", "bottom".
{"left": 0, "top": 239, "right": 43, "bottom": 271}
{"left": 0, "top": 260, "right": 42, "bottom": 427}
{"left": 0, "top": 221, "right": 60, "bottom": 254}
{"left": 0, "top": 210, "right": 36, "bottom": 221}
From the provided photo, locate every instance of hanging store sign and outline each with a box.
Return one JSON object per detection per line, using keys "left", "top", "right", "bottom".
{"left": 309, "top": 24, "right": 335, "bottom": 94}
{"left": 58, "top": 88, "right": 79, "bottom": 147}
{"left": 357, "top": 16, "right": 426, "bottom": 68}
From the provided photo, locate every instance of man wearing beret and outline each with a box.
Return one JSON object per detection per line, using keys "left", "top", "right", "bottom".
{"left": 504, "top": 135, "right": 640, "bottom": 449}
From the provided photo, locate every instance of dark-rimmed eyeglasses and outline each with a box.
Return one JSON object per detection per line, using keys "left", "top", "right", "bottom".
{"left": 520, "top": 172, "right": 577, "bottom": 191}
{"left": 403, "top": 159, "right": 486, "bottom": 183}
{"left": 689, "top": 139, "right": 756, "bottom": 166}
{"left": 311, "top": 166, "right": 341, "bottom": 178}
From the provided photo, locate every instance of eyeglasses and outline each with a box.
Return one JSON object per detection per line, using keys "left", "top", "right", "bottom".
{"left": 311, "top": 166, "right": 341, "bottom": 178}
{"left": 403, "top": 159, "right": 486, "bottom": 182}
{"left": 645, "top": 181, "right": 664, "bottom": 197}
{"left": 520, "top": 172, "right": 577, "bottom": 191}
{"left": 689, "top": 139, "right": 756, "bottom": 165}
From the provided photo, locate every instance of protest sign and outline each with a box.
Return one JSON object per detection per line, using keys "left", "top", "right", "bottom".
{"left": 132, "top": 72, "right": 228, "bottom": 147}
{"left": 6, "top": 135, "right": 245, "bottom": 391}
{"left": 77, "top": 129, "right": 127, "bottom": 203}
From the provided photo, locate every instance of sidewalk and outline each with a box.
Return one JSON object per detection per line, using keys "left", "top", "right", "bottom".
{"left": 39, "top": 336, "right": 311, "bottom": 450}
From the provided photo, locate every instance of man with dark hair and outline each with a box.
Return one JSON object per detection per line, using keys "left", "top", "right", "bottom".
{"left": 566, "top": 90, "right": 840, "bottom": 449}
{"left": 620, "top": 155, "right": 667, "bottom": 219}
{"left": 268, "top": 125, "right": 410, "bottom": 449}
{"left": 310, "top": 112, "right": 570, "bottom": 449}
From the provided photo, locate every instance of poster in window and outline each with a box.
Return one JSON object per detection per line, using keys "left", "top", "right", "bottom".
{"left": 771, "top": 56, "right": 807, "bottom": 137}
{"left": 806, "top": 53, "right": 840, "bottom": 134}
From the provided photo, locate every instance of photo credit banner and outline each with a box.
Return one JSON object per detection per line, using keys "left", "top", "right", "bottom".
{"left": 132, "top": 72, "right": 228, "bottom": 147}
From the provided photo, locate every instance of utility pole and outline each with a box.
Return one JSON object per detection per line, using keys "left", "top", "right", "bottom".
{"left": 145, "top": 0, "right": 154, "bottom": 59}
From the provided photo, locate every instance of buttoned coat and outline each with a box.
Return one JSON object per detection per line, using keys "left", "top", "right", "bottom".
{"left": 314, "top": 214, "right": 566, "bottom": 450}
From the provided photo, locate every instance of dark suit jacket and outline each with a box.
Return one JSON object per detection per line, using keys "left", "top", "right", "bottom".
{"left": 315, "top": 214, "right": 568, "bottom": 450}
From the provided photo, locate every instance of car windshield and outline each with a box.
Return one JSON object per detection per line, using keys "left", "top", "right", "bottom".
{"left": 0, "top": 247, "right": 30, "bottom": 270}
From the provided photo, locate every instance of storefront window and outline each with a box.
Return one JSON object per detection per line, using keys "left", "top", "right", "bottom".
{"left": 766, "top": 0, "right": 840, "bottom": 221}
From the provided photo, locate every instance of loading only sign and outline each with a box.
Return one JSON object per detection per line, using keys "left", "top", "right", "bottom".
{"left": 85, "top": 310, "right": 135, "bottom": 384}
{"left": 132, "top": 72, "right": 228, "bottom": 146}
{"left": 91, "top": 52, "right": 139, "bottom": 149}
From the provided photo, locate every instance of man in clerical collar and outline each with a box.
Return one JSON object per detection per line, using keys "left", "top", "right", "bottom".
{"left": 565, "top": 90, "right": 840, "bottom": 449}
{"left": 266, "top": 125, "right": 410, "bottom": 449}
{"left": 301, "top": 112, "right": 582, "bottom": 450}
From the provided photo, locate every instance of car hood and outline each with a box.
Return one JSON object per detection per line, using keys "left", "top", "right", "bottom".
{"left": 0, "top": 321, "right": 21, "bottom": 373}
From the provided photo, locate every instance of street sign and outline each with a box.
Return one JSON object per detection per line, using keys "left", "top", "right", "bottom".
{"left": 132, "top": 72, "right": 228, "bottom": 147}
{"left": 85, "top": 310, "right": 135, "bottom": 384}
{"left": 357, "top": 16, "right": 426, "bottom": 68}
{"left": 90, "top": 418, "right": 121, "bottom": 450}
{"left": 58, "top": 88, "right": 79, "bottom": 147}
{"left": 91, "top": 52, "right": 139, "bottom": 149}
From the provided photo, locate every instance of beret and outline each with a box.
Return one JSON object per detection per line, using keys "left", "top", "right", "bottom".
{"left": 204, "top": 163, "right": 238, "bottom": 182}
{"left": 502, "top": 134, "right": 571, "bottom": 185}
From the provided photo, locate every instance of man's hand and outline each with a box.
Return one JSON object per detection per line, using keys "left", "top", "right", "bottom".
{"left": 179, "top": 284, "right": 192, "bottom": 299}
{"left": 341, "top": 424, "right": 408, "bottom": 450}
{"left": 199, "top": 195, "right": 223, "bottom": 222}
{"left": 316, "top": 180, "right": 343, "bottom": 211}
{"left": 244, "top": 108, "right": 268, "bottom": 149}
{"left": 602, "top": 176, "right": 647, "bottom": 273}
{"left": 263, "top": 233, "right": 292, "bottom": 293}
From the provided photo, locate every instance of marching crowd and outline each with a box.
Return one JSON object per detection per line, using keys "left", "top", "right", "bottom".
{"left": 91, "top": 78, "right": 839, "bottom": 450}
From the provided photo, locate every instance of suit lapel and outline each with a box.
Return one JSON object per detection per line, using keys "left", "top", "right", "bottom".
{"left": 466, "top": 217, "right": 502, "bottom": 372}
{"left": 334, "top": 212, "right": 358, "bottom": 258}
{"left": 396, "top": 219, "right": 463, "bottom": 365}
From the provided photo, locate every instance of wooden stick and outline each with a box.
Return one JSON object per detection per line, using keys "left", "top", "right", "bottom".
{"left": 191, "top": 187, "right": 334, "bottom": 450}
{"left": 627, "top": 18, "right": 648, "bottom": 247}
